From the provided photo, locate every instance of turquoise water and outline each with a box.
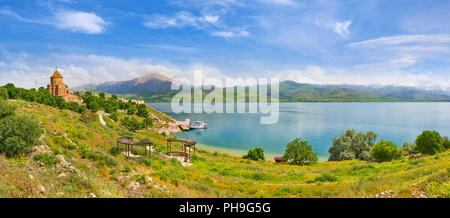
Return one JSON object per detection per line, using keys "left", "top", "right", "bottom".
{"left": 148, "top": 103, "right": 450, "bottom": 157}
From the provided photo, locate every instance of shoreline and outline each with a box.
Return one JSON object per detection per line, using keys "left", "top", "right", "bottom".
{"left": 196, "top": 143, "right": 329, "bottom": 162}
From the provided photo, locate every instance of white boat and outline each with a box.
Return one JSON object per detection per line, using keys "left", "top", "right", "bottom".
{"left": 189, "top": 121, "right": 208, "bottom": 129}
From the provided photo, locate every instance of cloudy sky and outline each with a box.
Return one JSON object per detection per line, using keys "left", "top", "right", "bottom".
{"left": 1, "top": 0, "right": 450, "bottom": 91}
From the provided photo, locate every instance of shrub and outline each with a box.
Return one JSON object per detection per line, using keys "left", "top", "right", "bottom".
{"left": 0, "top": 100, "right": 15, "bottom": 119}
{"left": 33, "top": 153, "right": 61, "bottom": 165}
{"left": 402, "top": 142, "right": 418, "bottom": 155}
{"left": 282, "top": 138, "right": 318, "bottom": 165}
{"left": 0, "top": 114, "right": 42, "bottom": 157}
{"left": 109, "top": 112, "right": 119, "bottom": 122}
{"left": 121, "top": 117, "right": 145, "bottom": 132}
{"left": 314, "top": 173, "right": 337, "bottom": 182}
{"left": 371, "top": 140, "right": 402, "bottom": 162}
{"left": 243, "top": 147, "right": 265, "bottom": 161}
{"left": 80, "top": 110, "right": 97, "bottom": 123}
{"left": 442, "top": 136, "right": 450, "bottom": 150}
{"left": 328, "top": 129, "right": 377, "bottom": 161}
{"left": 127, "top": 105, "right": 136, "bottom": 115}
{"left": 426, "top": 181, "right": 450, "bottom": 198}
{"left": 143, "top": 118, "right": 153, "bottom": 128}
{"left": 0, "top": 87, "right": 8, "bottom": 100}
{"left": 415, "top": 130, "right": 445, "bottom": 155}
{"left": 137, "top": 104, "right": 149, "bottom": 117}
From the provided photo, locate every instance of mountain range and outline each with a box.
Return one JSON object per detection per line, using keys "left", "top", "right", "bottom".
{"left": 74, "top": 73, "right": 450, "bottom": 102}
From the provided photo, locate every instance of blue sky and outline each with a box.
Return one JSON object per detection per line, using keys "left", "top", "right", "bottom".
{"left": 1, "top": 0, "right": 450, "bottom": 91}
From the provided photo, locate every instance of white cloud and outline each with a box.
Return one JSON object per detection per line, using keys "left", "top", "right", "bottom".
{"left": 54, "top": 10, "right": 108, "bottom": 34}
{"left": 0, "top": 7, "right": 108, "bottom": 34}
{"left": 334, "top": 21, "right": 352, "bottom": 39}
{"left": 349, "top": 34, "right": 450, "bottom": 47}
{"left": 143, "top": 11, "right": 219, "bottom": 29}
{"left": 211, "top": 30, "right": 249, "bottom": 38}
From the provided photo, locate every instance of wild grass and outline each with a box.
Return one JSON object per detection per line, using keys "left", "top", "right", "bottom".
{"left": 0, "top": 100, "right": 448, "bottom": 198}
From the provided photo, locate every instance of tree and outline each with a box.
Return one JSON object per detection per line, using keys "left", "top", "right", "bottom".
{"left": 282, "top": 138, "right": 318, "bottom": 165}
{"left": 121, "top": 117, "right": 142, "bottom": 132}
{"left": 110, "top": 112, "right": 119, "bottom": 122}
{"left": 415, "top": 130, "right": 445, "bottom": 155}
{"left": 143, "top": 117, "right": 153, "bottom": 128}
{"left": 442, "top": 136, "right": 450, "bottom": 150}
{"left": 0, "top": 87, "right": 8, "bottom": 100}
{"left": 4, "top": 83, "right": 18, "bottom": 99}
{"left": 0, "top": 100, "right": 16, "bottom": 119}
{"left": 328, "top": 129, "right": 377, "bottom": 161}
{"left": 243, "top": 148, "right": 265, "bottom": 161}
{"left": 371, "top": 140, "right": 402, "bottom": 162}
{"left": 402, "top": 142, "right": 418, "bottom": 155}
{"left": 99, "top": 92, "right": 106, "bottom": 99}
{"left": 0, "top": 114, "right": 42, "bottom": 157}
{"left": 137, "top": 104, "right": 149, "bottom": 117}
{"left": 87, "top": 101, "right": 101, "bottom": 112}
{"left": 127, "top": 105, "right": 136, "bottom": 115}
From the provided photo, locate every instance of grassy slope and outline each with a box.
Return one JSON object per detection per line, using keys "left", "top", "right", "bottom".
{"left": 0, "top": 100, "right": 448, "bottom": 198}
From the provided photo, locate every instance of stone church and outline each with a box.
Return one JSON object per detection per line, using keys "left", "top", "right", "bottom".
{"left": 47, "top": 69, "right": 81, "bottom": 102}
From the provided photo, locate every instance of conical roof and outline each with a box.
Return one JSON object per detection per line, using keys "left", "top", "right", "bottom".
{"left": 51, "top": 69, "right": 63, "bottom": 78}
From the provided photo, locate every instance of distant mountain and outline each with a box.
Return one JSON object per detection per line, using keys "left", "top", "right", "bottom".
{"left": 74, "top": 72, "right": 173, "bottom": 94}
{"left": 76, "top": 75, "right": 450, "bottom": 102}
{"left": 279, "top": 81, "right": 450, "bottom": 102}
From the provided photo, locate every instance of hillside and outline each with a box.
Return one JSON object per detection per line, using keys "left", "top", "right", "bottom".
{"left": 76, "top": 74, "right": 450, "bottom": 102}
{"left": 0, "top": 100, "right": 449, "bottom": 198}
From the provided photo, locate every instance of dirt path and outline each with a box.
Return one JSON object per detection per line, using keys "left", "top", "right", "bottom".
{"left": 97, "top": 112, "right": 106, "bottom": 126}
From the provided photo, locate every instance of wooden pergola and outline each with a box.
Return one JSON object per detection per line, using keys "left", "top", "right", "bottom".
{"left": 166, "top": 138, "right": 197, "bottom": 162}
{"left": 117, "top": 136, "right": 154, "bottom": 159}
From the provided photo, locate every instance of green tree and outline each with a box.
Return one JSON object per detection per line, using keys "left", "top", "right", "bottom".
{"left": 127, "top": 105, "right": 136, "bottom": 115}
{"left": 402, "top": 142, "right": 418, "bottom": 155}
{"left": 137, "top": 104, "right": 149, "bottom": 117}
{"left": 143, "top": 117, "right": 153, "bottom": 128}
{"left": 243, "top": 148, "right": 265, "bottom": 161}
{"left": 371, "top": 140, "right": 402, "bottom": 162}
{"left": 328, "top": 129, "right": 377, "bottom": 161}
{"left": 0, "top": 100, "right": 16, "bottom": 119}
{"left": 282, "top": 138, "right": 318, "bottom": 165}
{"left": 0, "top": 87, "right": 8, "bottom": 100}
{"left": 99, "top": 92, "right": 106, "bottom": 99}
{"left": 4, "top": 83, "right": 18, "bottom": 99}
{"left": 121, "top": 117, "right": 142, "bottom": 132}
{"left": 87, "top": 101, "right": 101, "bottom": 112}
{"left": 109, "top": 112, "right": 119, "bottom": 122}
{"left": 0, "top": 115, "right": 42, "bottom": 157}
{"left": 442, "top": 136, "right": 450, "bottom": 150}
{"left": 415, "top": 130, "right": 445, "bottom": 155}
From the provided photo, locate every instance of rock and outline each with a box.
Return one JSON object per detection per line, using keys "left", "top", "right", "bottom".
{"left": 57, "top": 173, "right": 67, "bottom": 178}
{"left": 127, "top": 181, "right": 140, "bottom": 190}
{"left": 29, "top": 167, "right": 33, "bottom": 172}
{"left": 38, "top": 185, "right": 46, "bottom": 193}
{"left": 146, "top": 176, "right": 153, "bottom": 184}
{"left": 88, "top": 193, "right": 97, "bottom": 198}
{"left": 30, "top": 145, "right": 53, "bottom": 157}
{"left": 29, "top": 174, "right": 34, "bottom": 179}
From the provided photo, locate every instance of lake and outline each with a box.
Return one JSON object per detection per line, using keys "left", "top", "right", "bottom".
{"left": 148, "top": 102, "right": 450, "bottom": 158}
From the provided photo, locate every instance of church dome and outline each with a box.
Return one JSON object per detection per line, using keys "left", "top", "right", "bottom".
{"left": 51, "top": 69, "right": 63, "bottom": 78}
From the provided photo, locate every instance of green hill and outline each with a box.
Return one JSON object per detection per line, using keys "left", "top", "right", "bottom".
{"left": 0, "top": 100, "right": 449, "bottom": 198}
{"left": 78, "top": 75, "right": 450, "bottom": 102}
